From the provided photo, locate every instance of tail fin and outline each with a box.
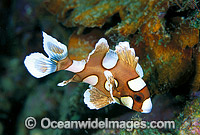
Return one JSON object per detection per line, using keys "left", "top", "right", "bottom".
{"left": 24, "top": 53, "right": 57, "bottom": 78}
{"left": 24, "top": 31, "right": 69, "bottom": 78}
{"left": 42, "top": 31, "right": 68, "bottom": 61}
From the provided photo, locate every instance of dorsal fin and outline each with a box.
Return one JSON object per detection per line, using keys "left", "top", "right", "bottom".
{"left": 136, "top": 63, "right": 144, "bottom": 78}
{"left": 115, "top": 42, "right": 138, "bottom": 69}
{"left": 87, "top": 38, "right": 109, "bottom": 62}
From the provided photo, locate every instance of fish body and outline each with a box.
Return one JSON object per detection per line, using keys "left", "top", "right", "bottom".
{"left": 24, "top": 32, "right": 152, "bottom": 113}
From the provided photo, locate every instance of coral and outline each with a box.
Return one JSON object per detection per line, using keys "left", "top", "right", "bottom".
{"left": 192, "top": 45, "right": 200, "bottom": 91}
{"left": 2, "top": 0, "right": 200, "bottom": 134}
{"left": 44, "top": 0, "right": 169, "bottom": 36}
{"left": 173, "top": 0, "right": 199, "bottom": 10}
{"left": 95, "top": 128, "right": 172, "bottom": 135}
{"left": 66, "top": 16, "right": 199, "bottom": 95}
{"left": 190, "top": 11, "right": 200, "bottom": 29}
{"left": 126, "top": 128, "right": 172, "bottom": 135}
{"left": 172, "top": 24, "right": 199, "bottom": 49}
{"left": 44, "top": 0, "right": 199, "bottom": 94}
{"left": 130, "top": 17, "right": 199, "bottom": 94}
{"left": 175, "top": 97, "right": 200, "bottom": 134}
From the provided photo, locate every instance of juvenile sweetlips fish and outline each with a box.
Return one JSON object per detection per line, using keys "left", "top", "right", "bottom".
{"left": 24, "top": 32, "right": 152, "bottom": 113}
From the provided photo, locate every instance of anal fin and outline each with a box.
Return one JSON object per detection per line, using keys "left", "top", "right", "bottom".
{"left": 84, "top": 86, "right": 114, "bottom": 110}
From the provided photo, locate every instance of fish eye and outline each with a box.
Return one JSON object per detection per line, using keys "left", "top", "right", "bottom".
{"left": 134, "top": 93, "right": 144, "bottom": 103}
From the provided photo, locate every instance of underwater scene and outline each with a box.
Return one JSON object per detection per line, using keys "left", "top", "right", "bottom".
{"left": 0, "top": 0, "right": 200, "bottom": 135}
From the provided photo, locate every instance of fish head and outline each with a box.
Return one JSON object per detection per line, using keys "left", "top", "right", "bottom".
{"left": 113, "top": 71, "right": 152, "bottom": 113}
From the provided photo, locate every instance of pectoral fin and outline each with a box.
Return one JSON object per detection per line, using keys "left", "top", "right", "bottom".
{"left": 57, "top": 74, "right": 81, "bottom": 87}
{"left": 104, "top": 70, "right": 117, "bottom": 91}
{"left": 104, "top": 71, "right": 118, "bottom": 101}
{"left": 84, "top": 86, "right": 114, "bottom": 110}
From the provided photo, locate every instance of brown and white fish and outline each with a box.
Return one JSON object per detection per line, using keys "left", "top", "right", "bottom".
{"left": 24, "top": 32, "right": 152, "bottom": 113}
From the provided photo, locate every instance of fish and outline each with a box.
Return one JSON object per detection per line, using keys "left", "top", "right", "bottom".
{"left": 24, "top": 32, "right": 152, "bottom": 113}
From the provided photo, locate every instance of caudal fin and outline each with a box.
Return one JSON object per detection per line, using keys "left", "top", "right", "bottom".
{"left": 24, "top": 31, "right": 69, "bottom": 78}
{"left": 42, "top": 31, "right": 68, "bottom": 61}
{"left": 24, "top": 53, "right": 57, "bottom": 78}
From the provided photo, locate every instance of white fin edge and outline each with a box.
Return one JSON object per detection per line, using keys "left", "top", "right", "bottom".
{"left": 136, "top": 63, "right": 144, "bottom": 78}
{"left": 87, "top": 38, "right": 109, "bottom": 62}
{"left": 83, "top": 88, "right": 97, "bottom": 109}
{"left": 115, "top": 41, "right": 135, "bottom": 56}
{"left": 43, "top": 31, "right": 68, "bottom": 61}
{"left": 24, "top": 52, "right": 56, "bottom": 78}
{"left": 83, "top": 85, "right": 115, "bottom": 110}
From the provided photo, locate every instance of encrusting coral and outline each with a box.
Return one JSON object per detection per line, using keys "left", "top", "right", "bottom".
{"left": 175, "top": 97, "right": 200, "bottom": 135}
{"left": 44, "top": 0, "right": 169, "bottom": 36}
{"left": 130, "top": 17, "right": 199, "bottom": 94}
{"left": 2, "top": 0, "right": 200, "bottom": 135}
{"left": 192, "top": 46, "right": 200, "bottom": 91}
{"left": 62, "top": 9, "right": 199, "bottom": 95}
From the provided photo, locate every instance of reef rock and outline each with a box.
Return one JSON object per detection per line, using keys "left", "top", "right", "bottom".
{"left": 130, "top": 18, "right": 199, "bottom": 94}
{"left": 44, "top": 0, "right": 169, "bottom": 36}
{"left": 175, "top": 97, "right": 200, "bottom": 135}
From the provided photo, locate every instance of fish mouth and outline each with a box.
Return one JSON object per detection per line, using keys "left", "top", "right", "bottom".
{"left": 133, "top": 107, "right": 142, "bottom": 112}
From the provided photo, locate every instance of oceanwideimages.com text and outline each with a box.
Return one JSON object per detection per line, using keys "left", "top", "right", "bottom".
{"left": 25, "top": 117, "right": 175, "bottom": 131}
